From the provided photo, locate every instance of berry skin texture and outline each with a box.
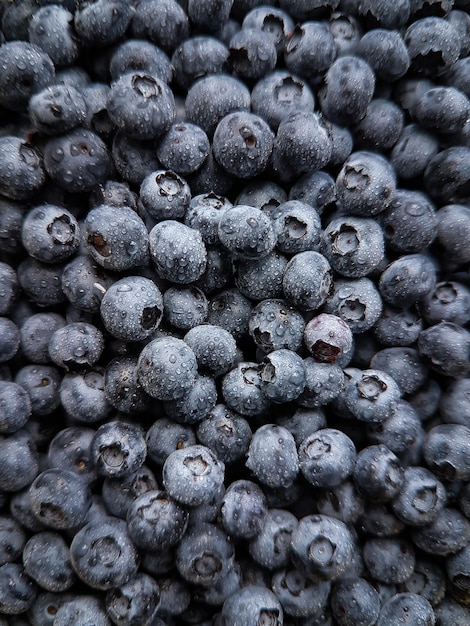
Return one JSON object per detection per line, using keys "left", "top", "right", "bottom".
{"left": 298, "top": 428, "right": 356, "bottom": 488}
{"left": 283, "top": 251, "right": 333, "bottom": 312}
{"left": 304, "top": 313, "right": 354, "bottom": 367}
{"left": 218, "top": 204, "right": 276, "bottom": 260}
{"left": 137, "top": 336, "right": 198, "bottom": 401}
{"left": 246, "top": 423, "right": 299, "bottom": 489}
{"left": 221, "top": 585, "right": 283, "bottom": 626}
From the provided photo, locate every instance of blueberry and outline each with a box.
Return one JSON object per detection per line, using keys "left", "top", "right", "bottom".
{"left": 251, "top": 71, "right": 315, "bottom": 132}
{"left": 23, "top": 531, "right": 75, "bottom": 592}
{"left": 297, "top": 359, "right": 345, "bottom": 408}
{"left": 208, "top": 287, "right": 253, "bottom": 339}
{"left": 248, "top": 508, "right": 297, "bottom": 571}
{"left": 324, "top": 278, "right": 383, "bottom": 334}
{"left": 149, "top": 219, "right": 207, "bottom": 284}
{"left": 434, "top": 204, "right": 470, "bottom": 267}
{"left": 222, "top": 361, "right": 270, "bottom": 417}
{"left": 373, "top": 304, "right": 423, "bottom": 347}
{"left": 272, "top": 200, "right": 322, "bottom": 255}
{"left": 379, "top": 254, "right": 437, "bottom": 309}
{"left": 112, "top": 131, "right": 161, "bottom": 187}
{"left": 0, "top": 430, "right": 39, "bottom": 493}
{"left": 184, "top": 191, "right": 232, "bottom": 245}
{"left": 363, "top": 537, "right": 416, "bottom": 584}
{"left": 0, "top": 380, "right": 31, "bottom": 434}
{"left": 246, "top": 299, "right": 301, "bottom": 356}
{"left": 272, "top": 566, "right": 331, "bottom": 619}
{"left": 298, "top": 428, "right": 356, "bottom": 488}
{"left": 61, "top": 256, "right": 114, "bottom": 314}
{"left": 29, "top": 468, "right": 91, "bottom": 530}
{"left": 29, "top": 85, "right": 87, "bottom": 136}
{"left": 418, "top": 321, "right": 470, "bottom": 378}
{"left": 391, "top": 124, "right": 439, "bottom": 181}
{"left": 331, "top": 577, "right": 381, "bottom": 626}
{"left": 146, "top": 416, "right": 196, "bottom": 466}
{"left": 233, "top": 250, "right": 287, "bottom": 301}
{"left": 404, "top": 16, "right": 460, "bottom": 76}
{"left": 137, "top": 336, "right": 197, "bottom": 401}
{"left": 69, "top": 517, "right": 139, "bottom": 591}
{"left": 48, "top": 322, "right": 104, "bottom": 370}
{"left": 291, "top": 514, "right": 354, "bottom": 581}
{"left": 15, "top": 364, "right": 61, "bottom": 418}
{"left": 0, "top": 514, "right": 27, "bottom": 567}
{"left": 353, "top": 444, "right": 404, "bottom": 502}
{"left": 184, "top": 324, "right": 237, "bottom": 376}
{"left": 272, "top": 111, "right": 332, "bottom": 181}
{"left": 47, "top": 426, "right": 96, "bottom": 486}
{"left": 246, "top": 423, "right": 299, "bottom": 488}
{"left": 17, "top": 258, "right": 66, "bottom": 307}
{"left": 196, "top": 403, "right": 252, "bottom": 465}
{"left": 74, "top": 0, "right": 132, "bottom": 47}
{"left": 0, "top": 41, "right": 55, "bottom": 111}
{"left": 90, "top": 420, "right": 146, "bottom": 479}
{"left": 163, "top": 373, "right": 217, "bottom": 425}
{"left": 434, "top": 597, "right": 470, "bottom": 626}
{"left": 356, "top": 29, "right": 410, "bottom": 83}
{"left": 156, "top": 123, "right": 210, "bottom": 177}
{"left": 162, "top": 444, "right": 225, "bottom": 507}
{"left": 319, "top": 55, "right": 375, "bottom": 126}
{"left": 0, "top": 136, "right": 45, "bottom": 202}
{"left": 242, "top": 6, "right": 294, "bottom": 54}
{"left": 377, "top": 593, "right": 434, "bottom": 626}
{"left": 258, "top": 348, "right": 306, "bottom": 403}
{"left": 126, "top": 489, "right": 189, "bottom": 550}
{"left": 221, "top": 585, "right": 283, "bottom": 626}
{"left": 171, "top": 36, "right": 229, "bottom": 91}
{"left": 420, "top": 281, "right": 470, "bottom": 326}
{"left": 304, "top": 313, "right": 354, "bottom": 367}
{"left": 423, "top": 424, "right": 470, "bottom": 481}
{"left": 0, "top": 563, "right": 37, "bottom": 615}
{"left": 283, "top": 251, "right": 333, "bottom": 312}
{"left": 398, "top": 557, "right": 445, "bottom": 607}
{"left": 391, "top": 466, "right": 446, "bottom": 527}
{"left": 213, "top": 112, "right": 274, "bottom": 179}
{"left": 344, "top": 368, "right": 402, "bottom": 423}
{"left": 21, "top": 204, "right": 80, "bottom": 264}
{"left": 110, "top": 38, "right": 173, "bottom": 84}
{"left": 105, "top": 573, "right": 160, "bottom": 626}
{"left": 220, "top": 479, "right": 268, "bottom": 539}
{"left": 101, "top": 466, "right": 158, "bottom": 520}
{"left": 321, "top": 215, "right": 384, "bottom": 279}
{"left": 44, "top": 128, "right": 114, "bottom": 194}
{"left": 157, "top": 576, "right": 191, "bottom": 619}
{"left": 104, "top": 356, "right": 150, "bottom": 416}
{"left": 176, "top": 522, "right": 234, "bottom": 588}
{"left": 52, "top": 596, "right": 111, "bottom": 626}
{"left": 185, "top": 74, "right": 251, "bottom": 137}
{"left": 130, "top": 0, "right": 190, "bottom": 53}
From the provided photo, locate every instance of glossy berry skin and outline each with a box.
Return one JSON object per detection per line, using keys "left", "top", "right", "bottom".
{"left": 101, "top": 466, "right": 158, "bottom": 520}
{"left": 208, "top": 287, "right": 253, "bottom": 339}
{"left": 130, "top": 0, "right": 190, "bottom": 53}
{"left": 60, "top": 369, "right": 111, "bottom": 424}
{"left": 100, "top": 276, "right": 163, "bottom": 342}
{"left": 0, "top": 431, "right": 39, "bottom": 493}
{"left": 21, "top": 204, "right": 80, "bottom": 264}
{"left": 28, "top": 5, "right": 79, "bottom": 67}
{"left": 331, "top": 577, "right": 381, "bottom": 626}
{"left": 246, "top": 424, "right": 298, "bottom": 489}
{"left": 69, "top": 517, "right": 139, "bottom": 591}
{"left": 233, "top": 250, "right": 287, "bottom": 301}
{"left": 52, "top": 595, "right": 111, "bottom": 626}
{"left": 196, "top": 403, "right": 252, "bottom": 466}
{"left": 84, "top": 204, "right": 149, "bottom": 272}
{"left": 22, "top": 531, "right": 75, "bottom": 592}
{"left": 345, "top": 369, "right": 402, "bottom": 423}
{"left": 184, "top": 191, "right": 232, "bottom": 245}
{"left": 353, "top": 444, "right": 404, "bottom": 502}
{"left": 379, "top": 254, "right": 437, "bottom": 309}
{"left": 299, "top": 428, "right": 356, "bottom": 488}
{"left": 0, "top": 136, "right": 45, "bottom": 202}
{"left": 0, "top": 515, "right": 27, "bottom": 567}
{"left": 29, "top": 84, "right": 86, "bottom": 136}
{"left": 126, "top": 489, "right": 189, "bottom": 550}
{"left": 163, "top": 373, "right": 217, "bottom": 425}
{"left": 176, "top": 522, "right": 234, "bottom": 588}
{"left": 91, "top": 421, "right": 146, "bottom": 480}
{"left": 291, "top": 514, "right": 354, "bottom": 581}
{"left": 321, "top": 216, "right": 385, "bottom": 278}
{"left": 324, "top": 278, "right": 383, "bottom": 334}
{"left": 258, "top": 348, "right": 306, "bottom": 403}
{"left": 0, "top": 380, "right": 31, "bottom": 434}
{"left": 221, "top": 585, "right": 283, "bottom": 626}
{"left": 304, "top": 313, "right": 354, "bottom": 368}
{"left": 222, "top": 361, "right": 270, "bottom": 417}
{"left": 146, "top": 417, "right": 196, "bottom": 466}
{"left": 29, "top": 468, "right": 92, "bottom": 530}
{"left": 149, "top": 220, "right": 207, "bottom": 284}
{"left": 418, "top": 321, "right": 470, "bottom": 378}
{"left": 376, "top": 593, "right": 435, "bottom": 626}
{"left": 363, "top": 537, "right": 416, "bottom": 584}
{"left": 391, "top": 124, "right": 439, "bottom": 181}
{"left": 107, "top": 72, "right": 176, "bottom": 140}
{"left": 272, "top": 200, "right": 322, "bottom": 255}
{"left": 412, "top": 507, "right": 470, "bottom": 557}
{"left": 229, "top": 28, "right": 277, "bottom": 80}
{"left": 44, "top": 128, "right": 113, "bottom": 194}
{"left": 16, "top": 364, "right": 61, "bottom": 417}
{"left": 137, "top": 336, "right": 197, "bottom": 401}
{"left": 0, "top": 562, "right": 37, "bottom": 615}
{"left": 162, "top": 444, "right": 225, "bottom": 507}
{"left": 218, "top": 204, "right": 276, "bottom": 259}
{"left": 319, "top": 55, "right": 375, "bottom": 126}
{"left": 139, "top": 169, "right": 191, "bottom": 222}
{"left": 74, "top": 0, "right": 132, "bottom": 47}
{"left": 61, "top": 256, "right": 113, "bottom": 314}
{"left": 220, "top": 480, "right": 268, "bottom": 540}
{"left": 420, "top": 281, "right": 470, "bottom": 326}
{"left": 104, "top": 357, "right": 151, "bottom": 416}
{"left": 156, "top": 122, "right": 210, "bottom": 175}
{"left": 283, "top": 251, "right": 332, "bottom": 312}
{"left": 48, "top": 322, "right": 104, "bottom": 370}
{"left": 171, "top": 36, "right": 229, "bottom": 91}
{"left": 47, "top": 427, "right": 96, "bottom": 486}
{"left": 404, "top": 16, "right": 460, "bottom": 77}
{"left": 0, "top": 41, "right": 55, "bottom": 111}
{"left": 423, "top": 424, "right": 470, "bottom": 481}
{"left": 248, "top": 508, "right": 298, "bottom": 571}
{"left": 357, "top": 29, "right": 410, "bottom": 82}
{"left": 105, "top": 573, "right": 160, "bottom": 626}
{"left": 391, "top": 466, "right": 446, "bottom": 526}
{"left": 184, "top": 324, "right": 237, "bottom": 376}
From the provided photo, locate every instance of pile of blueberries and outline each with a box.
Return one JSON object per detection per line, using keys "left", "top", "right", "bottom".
{"left": 1, "top": 0, "right": 470, "bottom": 624}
